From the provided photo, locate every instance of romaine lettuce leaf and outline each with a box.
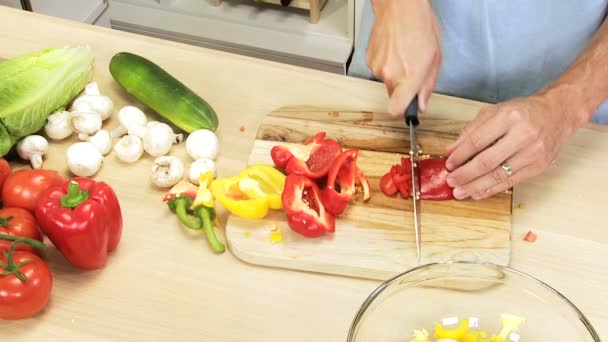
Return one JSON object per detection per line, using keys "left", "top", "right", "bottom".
{"left": 0, "top": 46, "right": 93, "bottom": 156}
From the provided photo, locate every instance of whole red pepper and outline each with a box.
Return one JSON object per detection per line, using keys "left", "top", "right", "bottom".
{"left": 271, "top": 132, "right": 342, "bottom": 179}
{"left": 379, "top": 157, "right": 454, "bottom": 200}
{"left": 35, "top": 178, "right": 123, "bottom": 270}
{"left": 281, "top": 174, "right": 335, "bottom": 238}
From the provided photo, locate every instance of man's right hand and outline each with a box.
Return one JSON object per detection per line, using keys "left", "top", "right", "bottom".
{"left": 366, "top": 0, "right": 441, "bottom": 116}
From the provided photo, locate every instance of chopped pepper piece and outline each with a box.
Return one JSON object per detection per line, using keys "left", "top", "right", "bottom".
{"left": 211, "top": 164, "right": 286, "bottom": 219}
{"left": 165, "top": 173, "right": 225, "bottom": 253}
{"left": 380, "top": 157, "right": 454, "bottom": 200}
{"left": 321, "top": 149, "right": 370, "bottom": 215}
{"left": 434, "top": 318, "right": 470, "bottom": 340}
{"left": 271, "top": 132, "right": 342, "bottom": 179}
{"left": 282, "top": 174, "right": 335, "bottom": 238}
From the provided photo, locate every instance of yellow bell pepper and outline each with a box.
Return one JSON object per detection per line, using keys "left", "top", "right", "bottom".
{"left": 490, "top": 314, "right": 526, "bottom": 342}
{"left": 211, "top": 164, "right": 286, "bottom": 219}
{"left": 434, "top": 319, "right": 469, "bottom": 340}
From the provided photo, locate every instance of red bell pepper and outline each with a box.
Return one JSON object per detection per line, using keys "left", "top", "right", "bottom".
{"left": 321, "top": 149, "right": 371, "bottom": 216}
{"left": 35, "top": 179, "right": 123, "bottom": 270}
{"left": 271, "top": 132, "right": 342, "bottom": 179}
{"left": 281, "top": 174, "right": 335, "bottom": 238}
{"left": 379, "top": 157, "right": 454, "bottom": 200}
{"left": 419, "top": 157, "right": 453, "bottom": 200}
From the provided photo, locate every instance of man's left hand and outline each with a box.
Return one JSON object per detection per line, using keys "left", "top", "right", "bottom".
{"left": 444, "top": 96, "right": 580, "bottom": 200}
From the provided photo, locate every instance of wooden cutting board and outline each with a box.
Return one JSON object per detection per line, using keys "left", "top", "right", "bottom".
{"left": 225, "top": 106, "right": 512, "bottom": 280}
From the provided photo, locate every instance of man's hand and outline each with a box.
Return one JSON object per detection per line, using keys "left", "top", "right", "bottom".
{"left": 366, "top": 0, "right": 441, "bottom": 116}
{"left": 444, "top": 96, "right": 584, "bottom": 200}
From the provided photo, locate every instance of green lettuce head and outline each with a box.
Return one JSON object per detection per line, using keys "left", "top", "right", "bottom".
{"left": 0, "top": 46, "right": 94, "bottom": 156}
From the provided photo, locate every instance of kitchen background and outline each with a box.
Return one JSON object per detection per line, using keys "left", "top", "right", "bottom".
{"left": 0, "top": 0, "right": 366, "bottom": 74}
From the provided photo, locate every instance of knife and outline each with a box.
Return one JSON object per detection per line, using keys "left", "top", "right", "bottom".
{"left": 404, "top": 95, "right": 421, "bottom": 265}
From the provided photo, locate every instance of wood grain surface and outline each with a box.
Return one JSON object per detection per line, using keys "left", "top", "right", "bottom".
{"left": 226, "top": 107, "right": 513, "bottom": 280}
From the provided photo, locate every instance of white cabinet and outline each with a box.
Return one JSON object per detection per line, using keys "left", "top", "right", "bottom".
{"left": 0, "top": 0, "right": 111, "bottom": 27}
{"left": 0, "top": 0, "right": 23, "bottom": 9}
{"left": 108, "top": 0, "right": 356, "bottom": 74}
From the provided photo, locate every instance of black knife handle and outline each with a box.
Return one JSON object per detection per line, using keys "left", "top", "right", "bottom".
{"left": 405, "top": 95, "right": 419, "bottom": 127}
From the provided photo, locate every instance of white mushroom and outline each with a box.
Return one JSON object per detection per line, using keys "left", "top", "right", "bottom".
{"left": 127, "top": 122, "right": 182, "bottom": 157}
{"left": 114, "top": 135, "right": 144, "bottom": 163}
{"left": 151, "top": 156, "right": 185, "bottom": 188}
{"left": 128, "top": 121, "right": 183, "bottom": 144}
{"left": 188, "top": 158, "right": 216, "bottom": 185}
{"left": 71, "top": 95, "right": 114, "bottom": 121}
{"left": 84, "top": 82, "right": 101, "bottom": 96}
{"left": 71, "top": 111, "right": 102, "bottom": 140}
{"left": 44, "top": 111, "right": 73, "bottom": 140}
{"left": 110, "top": 106, "right": 148, "bottom": 139}
{"left": 83, "top": 130, "right": 112, "bottom": 155}
{"left": 16, "top": 135, "right": 48, "bottom": 169}
{"left": 66, "top": 142, "right": 103, "bottom": 177}
{"left": 186, "top": 129, "right": 219, "bottom": 160}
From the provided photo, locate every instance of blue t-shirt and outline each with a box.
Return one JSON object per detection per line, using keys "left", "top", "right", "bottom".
{"left": 348, "top": 0, "right": 608, "bottom": 124}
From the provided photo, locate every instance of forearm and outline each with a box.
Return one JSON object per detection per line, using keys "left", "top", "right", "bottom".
{"left": 538, "top": 19, "right": 608, "bottom": 128}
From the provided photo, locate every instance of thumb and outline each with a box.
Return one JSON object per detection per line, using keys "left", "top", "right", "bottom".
{"left": 388, "top": 81, "right": 417, "bottom": 117}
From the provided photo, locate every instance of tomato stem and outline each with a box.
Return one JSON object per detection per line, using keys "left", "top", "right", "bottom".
{"left": 60, "top": 180, "right": 89, "bottom": 208}
{"left": 0, "top": 234, "right": 45, "bottom": 250}
{"left": 0, "top": 237, "right": 40, "bottom": 283}
{"left": 0, "top": 215, "right": 14, "bottom": 227}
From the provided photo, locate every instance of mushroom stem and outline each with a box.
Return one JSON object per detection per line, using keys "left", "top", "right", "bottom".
{"left": 31, "top": 153, "right": 43, "bottom": 169}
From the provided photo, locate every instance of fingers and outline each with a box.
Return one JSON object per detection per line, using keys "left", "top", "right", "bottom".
{"left": 446, "top": 128, "right": 528, "bottom": 189}
{"left": 471, "top": 162, "right": 544, "bottom": 200}
{"left": 445, "top": 109, "right": 508, "bottom": 171}
{"left": 445, "top": 105, "right": 496, "bottom": 155}
{"left": 451, "top": 148, "right": 533, "bottom": 200}
{"left": 388, "top": 81, "right": 417, "bottom": 117}
{"left": 418, "top": 51, "right": 441, "bottom": 113}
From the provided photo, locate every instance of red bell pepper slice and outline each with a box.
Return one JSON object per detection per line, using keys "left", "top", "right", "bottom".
{"left": 270, "top": 132, "right": 342, "bottom": 179}
{"left": 356, "top": 167, "right": 371, "bottom": 202}
{"left": 379, "top": 156, "right": 454, "bottom": 200}
{"left": 321, "top": 149, "right": 360, "bottom": 216}
{"left": 419, "top": 157, "right": 454, "bottom": 200}
{"left": 35, "top": 180, "right": 110, "bottom": 270}
{"left": 281, "top": 174, "right": 335, "bottom": 238}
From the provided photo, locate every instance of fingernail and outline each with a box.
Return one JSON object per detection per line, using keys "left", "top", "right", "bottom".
{"left": 453, "top": 187, "right": 466, "bottom": 199}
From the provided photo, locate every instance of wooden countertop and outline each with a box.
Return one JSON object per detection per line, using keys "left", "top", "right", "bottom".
{"left": 1, "top": 6, "right": 607, "bottom": 341}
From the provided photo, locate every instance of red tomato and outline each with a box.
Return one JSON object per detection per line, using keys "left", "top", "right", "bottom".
{"left": 0, "top": 208, "right": 43, "bottom": 253}
{"left": 2, "top": 169, "right": 66, "bottom": 212}
{"left": 0, "top": 158, "right": 11, "bottom": 195}
{"left": 0, "top": 250, "right": 52, "bottom": 320}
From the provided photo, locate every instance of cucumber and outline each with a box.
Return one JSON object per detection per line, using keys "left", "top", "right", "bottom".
{"left": 109, "top": 52, "right": 219, "bottom": 133}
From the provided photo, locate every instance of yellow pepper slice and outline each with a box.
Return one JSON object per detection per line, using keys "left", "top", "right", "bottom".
{"left": 434, "top": 319, "right": 470, "bottom": 340}
{"left": 191, "top": 171, "right": 216, "bottom": 209}
{"left": 211, "top": 164, "right": 286, "bottom": 219}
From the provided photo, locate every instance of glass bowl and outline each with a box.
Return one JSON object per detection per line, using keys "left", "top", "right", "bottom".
{"left": 347, "top": 261, "right": 600, "bottom": 342}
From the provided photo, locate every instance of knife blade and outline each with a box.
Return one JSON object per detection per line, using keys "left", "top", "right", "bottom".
{"left": 404, "top": 95, "right": 421, "bottom": 265}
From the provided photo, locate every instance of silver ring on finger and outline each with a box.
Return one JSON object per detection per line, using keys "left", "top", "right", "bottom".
{"left": 501, "top": 162, "right": 513, "bottom": 177}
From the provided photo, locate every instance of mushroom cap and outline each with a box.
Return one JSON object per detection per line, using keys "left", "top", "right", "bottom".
{"left": 143, "top": 123, "right": 174, "bottom": 157}
{"left": 188, "top": 158, "right": 217, "bottom": 185}
{"left": 117, "top": 106, "right": 148, "bottom": 128}
{"left": 186, "top": 129, "right": 219, "bottom": 160}
{"left": 71, "top": 111, "right": 102, "bottom": 135}
{"left": 66, "top": 142, "right": 103, "bottom": 177}
{"left": 114, "top": 135, "right": 144, "bottom": 163}
{"left": 151, "top": 156, "right": 185, "bottom": 188}
{"left": 16, "top": 135, "right": 48, "bottom": 157}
